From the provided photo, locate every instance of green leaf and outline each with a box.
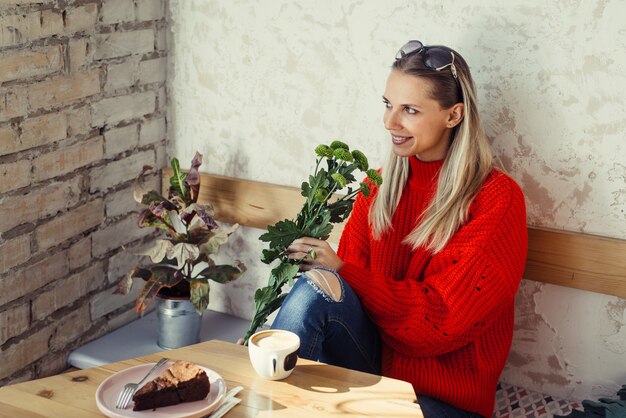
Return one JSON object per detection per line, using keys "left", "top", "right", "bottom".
{"left": 268, "top": 262, "right": 299, "bottom": 288}
{"left": 327, "top": 199, "right": 354, "bottom": 223}
{"left": 135, "top": 278, "right": 164, "bottom": 313}
{"left": 308, "top": 211, "right": 333, "bottom": 239}
{"left": 169, "top": 157, "right": 187, "bottom": 199}
{"left": 259, "top": 219, "right": 301, "bottom": 250}
{"left": 196, "top": 263, "right": 245, "bottom": 284}
{"left": 261, "top": 248, "right": 281, "bottom": 264}
{"left": 190, "top": 281, "right": 210, "bottom": 313}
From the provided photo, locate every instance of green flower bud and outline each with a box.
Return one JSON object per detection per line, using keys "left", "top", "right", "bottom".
{"left": 314, "top": 188, "right": 330, "bottom": 202}
{"left": 351, "top": 150, "right": 369, "bottom": 171}
{"left": 366, "top": 169, "right": 383, "bottom": 186}
{"left": 360, "top": 182, "right": 371, "bottom": 197}
{"left": 315, "top": 144, "right": 331, "bottom": 158}
{"left": 333, "top": 148, "right": 354, "bottom": 162}
{"left": 329, "top": 140, "right": 349, "bottom": 151}
{"left": 331, "top": 173, "right": 347, "bottom": 188}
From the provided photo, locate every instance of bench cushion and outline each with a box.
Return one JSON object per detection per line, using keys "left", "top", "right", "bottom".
{"left": 494, "top": 382, "right": 582, "bottom": 417}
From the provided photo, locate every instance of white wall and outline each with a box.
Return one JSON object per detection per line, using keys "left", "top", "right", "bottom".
{"left": 167, "top": 0, "right": 626, "bottom": 401}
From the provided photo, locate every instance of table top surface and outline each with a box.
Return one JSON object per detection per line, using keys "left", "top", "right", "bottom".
{"left": 0, "top": 340, "right": 421, "bottom": 418}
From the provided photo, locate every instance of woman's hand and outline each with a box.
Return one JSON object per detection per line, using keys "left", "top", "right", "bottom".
{"left": 287, "top": 237, "right": 344, "bottom": 272}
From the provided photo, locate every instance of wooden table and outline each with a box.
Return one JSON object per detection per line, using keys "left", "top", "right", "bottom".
{"left": 0, "top": 340, "right": 421, "bottom": 417}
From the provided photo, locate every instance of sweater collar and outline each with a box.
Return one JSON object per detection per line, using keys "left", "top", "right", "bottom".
{"left": 408, "top": 156, "right": 444, "bottom": 188}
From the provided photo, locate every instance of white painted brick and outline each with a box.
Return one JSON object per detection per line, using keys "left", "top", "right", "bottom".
{"left": 33, "top": 136, "right": 103, "bottom": 182}
{"left": 0, "top": 250, "right": 68, "bottom": 306}
{"left": 138, "top": 57, "right": 166, "bottom": 85}
{"left": 90, "top": 279, "right": 143, "bottom": 319}
{"left": 92, "top": 215, "right": 152, "bottom": 257}
{"left": 66, "top": 105, "right": 93, "bottom": 138}
{"left": 0, "top": 234, "right": 31, "bottom": 274}
{"left": 35, "top": 199, "right": 104, "bottom": 251}
{"left": 105, "top": 175, "right": 158, "bottom": 218}
{"left": 90, "top": 149, "right": 154, "bottom": 193}
{"left": 101, "top": 0, "right": 135, "bottom": 24}
{"left": 68, "top": 235, "right": 92, "bottom": 271}
{"left": 139, "top": 117, "right": 165, "bottom": 146}
{"left": 94, "top": 29, "right": 154, "bottom": 60}
{"left": 0, "top": 303, "right": 30, "bottom": 345}
{"left": 0, "top": 159, "right": 31, "bottom": 194}
{"left": 15, "top": 112, "right": 68, "bottom": 154}
{"left": 0, "top": 177, "right": 82, "bottom": 233}
{"left": 40, "top": 9, "right": 64, "bottom": 37}
{"left": 136, "top": 0, "right": 165, "bottom": 22}
{"left": 49, "top": 304, "right": 92, "bottom": 352}
{"left": 104, "top": 124, "right": 138, "bottom": 157}
{"left": 0, "top": 13, "right": 36, "bottom": 48}
{"left": 91, "top": 91, "right": 156, "bottom": 127}
{"left": 28, "top": 69, "right": 101, "bottom": 110}
{"left": 69, "top": 38, "right": 89, "bottom": 72}
{"left": 106, "top": 241, "right": 154, "bottom": 284}
{"left": 156, "top": 26, "right": 167, "bottom": 51}
{"left": 106, "top": 307, "right": 141, "bottom": 332}
{"left": 0, "top": 45, "right": 63, "bottom": 83}
{"left": 31, "top": 262, "right": 103, "bottom": 321}
{"left": 64, "top": 3, "right": 97, "bottom": 34}
{"left": 105, "top": 59, "right": 139, "bottom": 92}
{"left": 0, "top": 326, "right": 54, "bottom": 380}
{"left": 0, "top": 86, "right": 28, "bottom": 122}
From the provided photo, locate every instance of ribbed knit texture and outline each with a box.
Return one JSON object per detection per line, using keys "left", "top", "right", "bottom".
{"left": 337, "top": 157, "right": 528, "bottom": 417}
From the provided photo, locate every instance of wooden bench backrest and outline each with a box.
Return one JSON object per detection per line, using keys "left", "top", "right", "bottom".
{"left": 164, "top": 170, "right": 626, "bottom": 299}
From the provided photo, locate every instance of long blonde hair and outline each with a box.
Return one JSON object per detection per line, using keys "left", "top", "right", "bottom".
{"left": 370, "top": 45, "right": 493, "bottom": 253}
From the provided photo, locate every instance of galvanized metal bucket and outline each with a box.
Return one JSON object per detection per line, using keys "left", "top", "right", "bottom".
{"left": 156, "top": 298, "right": 202, "bottom": 350}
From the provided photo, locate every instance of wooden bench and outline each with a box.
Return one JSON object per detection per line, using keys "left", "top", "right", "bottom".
{"left": 167, "top": 170, "right": 626, "bottom": 299}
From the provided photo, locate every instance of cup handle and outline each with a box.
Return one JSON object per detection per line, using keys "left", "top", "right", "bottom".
{"left": 270, "top": 354, "right": 278, "bottom": 377}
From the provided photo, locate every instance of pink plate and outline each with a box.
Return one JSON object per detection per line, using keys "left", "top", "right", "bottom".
{"left": 95, "top": 362, "right": 226, "bottom": 418}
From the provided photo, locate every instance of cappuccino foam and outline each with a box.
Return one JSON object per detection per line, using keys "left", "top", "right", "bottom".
{"left": 253, "top": 332, "right": 298, "bottom": 350}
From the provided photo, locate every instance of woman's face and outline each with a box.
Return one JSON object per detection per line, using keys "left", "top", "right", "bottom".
{"left": 382, "top": 70, "right": 461, "bottom": 161}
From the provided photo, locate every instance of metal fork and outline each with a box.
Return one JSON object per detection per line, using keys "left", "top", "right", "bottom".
{"left": 115, "top": 357, "right": 169, "bottom": 409}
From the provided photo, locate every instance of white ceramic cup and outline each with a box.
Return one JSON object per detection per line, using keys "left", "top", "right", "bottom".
{"left": 248, "top": 329, "right": 300, "bottom": 380}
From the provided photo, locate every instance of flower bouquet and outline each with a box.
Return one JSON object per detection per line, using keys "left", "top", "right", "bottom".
{"left": 243, "top": 141, "right": 381, "bottom": 344}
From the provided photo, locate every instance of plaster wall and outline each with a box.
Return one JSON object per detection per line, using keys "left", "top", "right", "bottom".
{"left": 167, "top": 0, "right": 626, "bottom": 401}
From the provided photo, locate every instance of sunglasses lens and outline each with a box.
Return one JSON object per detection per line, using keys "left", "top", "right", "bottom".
{"left": 395, "top": 40, "right": 423, "bottom": 60}
{"left": 422, "top": 47, "right": 453, "bottom": 69}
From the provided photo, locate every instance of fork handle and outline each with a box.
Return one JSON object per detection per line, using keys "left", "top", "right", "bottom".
{"left": 136, "top": 358, "right": 169, "bottom": 387}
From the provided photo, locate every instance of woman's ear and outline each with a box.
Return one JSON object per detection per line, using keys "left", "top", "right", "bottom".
{"left": 447, "top": 103, "right": 464, "bottom": 128}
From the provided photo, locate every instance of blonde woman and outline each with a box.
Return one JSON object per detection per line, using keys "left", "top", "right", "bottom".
{"left": 275, "top": 40, "right": 528, "bottom": 417}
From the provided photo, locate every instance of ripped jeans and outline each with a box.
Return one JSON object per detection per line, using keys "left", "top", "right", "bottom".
{"left": 271, "top": 268, "right": 382, "bottom": 375}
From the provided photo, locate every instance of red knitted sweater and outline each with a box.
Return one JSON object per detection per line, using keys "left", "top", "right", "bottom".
{"left": 337, "top": 157, "right": 527, "bottom": 417}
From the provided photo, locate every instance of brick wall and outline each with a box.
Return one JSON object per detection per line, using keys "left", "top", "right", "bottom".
{"left": 0, "top": 0, "right": 168, "bottom": 385}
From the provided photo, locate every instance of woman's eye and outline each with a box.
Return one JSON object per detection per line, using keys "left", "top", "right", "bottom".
{"left": 404, "top": 106, "right": 417, "bottom": 115}
{"left": 383, "top": 100, "right": 392, "bottom": 109}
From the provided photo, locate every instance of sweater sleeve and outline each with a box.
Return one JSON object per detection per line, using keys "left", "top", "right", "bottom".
{"left": 339, "top": 174, "right": 528, "bottom": 358}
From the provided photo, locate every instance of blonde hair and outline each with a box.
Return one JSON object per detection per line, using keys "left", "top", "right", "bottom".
{"left": 370, "top": 46, "right": 493, "bottom": 253}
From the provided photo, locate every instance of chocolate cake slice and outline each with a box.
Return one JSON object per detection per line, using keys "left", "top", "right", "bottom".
{"left": 132, "top": 360, "right": 210, "bottom": 411}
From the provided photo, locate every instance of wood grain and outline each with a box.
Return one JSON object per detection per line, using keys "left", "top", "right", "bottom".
{"left": 163, "top": 169, "right": 626, "bottom": 298}
{"left": 0, "top": 340, "right": 420, "bottom": 418}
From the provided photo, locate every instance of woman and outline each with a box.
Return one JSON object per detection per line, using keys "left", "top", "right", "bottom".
{"left": 272, "top": 40, "right": 528, "bottom": 417}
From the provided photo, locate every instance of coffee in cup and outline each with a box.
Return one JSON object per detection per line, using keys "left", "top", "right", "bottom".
{"left": 248, "top": 329, "right": 300, "bottom": 380}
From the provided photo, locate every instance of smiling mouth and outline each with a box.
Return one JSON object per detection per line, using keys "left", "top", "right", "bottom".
{"left": 391, "top": 134, "right": 413, "bottom": 145}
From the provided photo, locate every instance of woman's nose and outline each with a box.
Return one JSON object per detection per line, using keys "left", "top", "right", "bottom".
{"left": 384, "top": 110, "right": 401, "bottom": 131}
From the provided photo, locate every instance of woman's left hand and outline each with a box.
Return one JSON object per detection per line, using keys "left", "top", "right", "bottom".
{"left": 287, "top": 237, "right": 344, "bottom": 272}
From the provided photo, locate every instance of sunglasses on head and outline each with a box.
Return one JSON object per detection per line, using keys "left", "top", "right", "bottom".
{"left": 395, "top": 40, "right": 459, "bottom": 80}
